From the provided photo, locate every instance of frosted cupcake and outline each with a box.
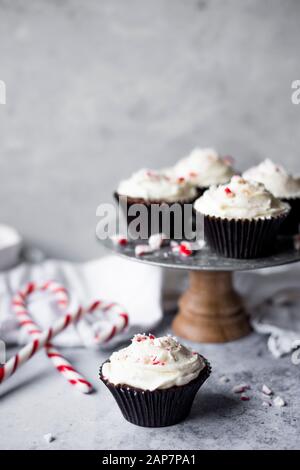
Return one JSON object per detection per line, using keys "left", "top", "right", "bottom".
{"left": 115, "top": 169, "right": 197, "bottom": 239}
{"left": 99, "top": 334, "right": 210, "bottom": 427}
{"left": 171, "top": 148, "right": 235, "bottom": 194}
{"left": 243, "top": 159, "right": 300, "bottom": 235}
{"left": 194, "top": 176, "right": 290, "bottom": 258}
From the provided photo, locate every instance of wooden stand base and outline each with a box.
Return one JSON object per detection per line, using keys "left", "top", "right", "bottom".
{"left": 172, "top": 271, "right": 251, "bottom": 343}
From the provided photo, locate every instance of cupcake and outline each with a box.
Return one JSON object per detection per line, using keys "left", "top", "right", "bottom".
{"left": 99, "top": 334, "right": 211, "bottom": 427}
{"left": 243, "top": 159, "right": 300, "bottom": 235}
{"left": 194, "top": 176, "right": 290, "bottom": 259}
{"left": 115, "top": 169, "right": 197, "bottom": 239}
{"left": 171, "top": 148, "right": 235, "bottom": 195}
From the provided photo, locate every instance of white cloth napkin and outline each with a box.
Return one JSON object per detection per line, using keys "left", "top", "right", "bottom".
{"left": 1, "top": 254, "right": 300, "bottom": 357}
{"left": 0, "top": 255, "right": 163, "bottom": 348}
{"left": 236, "top": 265, "right": 300, "bottom": 357}
{"left": 170, "top": 265, "right": 300, "bottom": 357}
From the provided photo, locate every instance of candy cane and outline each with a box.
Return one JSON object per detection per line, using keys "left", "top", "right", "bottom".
{"left": 12, "top": 281, "right": 93, "bottom": 394}
{"left": 1, "top": 281, "right": 129, "bottom": 390}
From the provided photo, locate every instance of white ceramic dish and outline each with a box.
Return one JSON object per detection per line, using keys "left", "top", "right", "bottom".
{"left": 0, "top": 224, "right": 22, "bottom": 270}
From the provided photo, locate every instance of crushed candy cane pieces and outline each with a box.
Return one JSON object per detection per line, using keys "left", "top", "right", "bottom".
{"left": 225, "top": 187, "right": 234, "bottom": 196}
{"left": 151, "top": 356, "right": 165, "bottom": 366}
{"left": 43, "top": 433, "right": 55, "bottom": 444}
{"left": 171, "top": 241, "right": 193, "bottom": 257}
{"left": 135, "top": 245, "right": 154, "bottom": 257}
{"left": 133, "top": 334, "right": 148, "bottom": 342}
{"left": 111, "top": 234, "right": 128, "bottom": 246}
{"left": 232, "top": 383, "right": 251, "bottom": 394}
{"left": 262, "top": 384, "right": 273, "bottom": 396}
{"left": 177, "top": 177, "right": 185, "bottom": 183}
{"left": 219, "top": 375, "right": 230, "bottom": 384}
{"left": 240, "top": 394, "right": 250, "bottom": 401}
{"left": 192, "top": 239, "right": 206, "bottom": 250}
{"left": 262, "top": 400, "right": 272, "bottom": 407}
{"left": 148, "top": 233, "right": 168, "bottom": 250}
{"left": 273, "top": 396, "right": 286, "bottom": 407}
{"left": 179, "top": 245, "right": 192, "bottom": 257}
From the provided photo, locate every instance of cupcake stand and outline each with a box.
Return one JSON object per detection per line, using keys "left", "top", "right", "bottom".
{"left": 100, "top": 237, "right": 300, "bottom": 343}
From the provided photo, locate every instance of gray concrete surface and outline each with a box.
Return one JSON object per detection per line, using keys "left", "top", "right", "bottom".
{"left": 1, "top": 0, "right": 300, "bottom": 260}
{"left": 1, "top": 0, "right": 300, "bottom": 451}
{"left": 1, "top": 321, "right": 299, "bottom": 450}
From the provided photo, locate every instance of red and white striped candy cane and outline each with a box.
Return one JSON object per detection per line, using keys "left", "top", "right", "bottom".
{"left": 2, "top": 281, "right": 129, "bottom": 392}
{"left": 0, "top": 303, "right": 86, "bottom": 385}
{"left": 12, "top": 281, "right": 93, "bottom": 394}
{"left": 87, "top": 300, "right": 129, "bottom": 344}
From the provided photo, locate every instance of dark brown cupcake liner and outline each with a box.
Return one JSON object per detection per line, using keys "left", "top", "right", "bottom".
{"left": 279, "top": 197, "right": 300, "bottom": 236}
{"left": 196, "top": 186, "right": 208, "bottom": 197}
{"left": 203, "top": 211, "right": 289, "bottom": 259}
{"left": 114, "top": 192, "right": 197, "bottom": 240}
{"left": 99, "top": 355, "right": 211, "bottom": 427}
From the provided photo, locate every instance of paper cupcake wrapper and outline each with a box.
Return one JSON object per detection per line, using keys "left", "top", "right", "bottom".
{"left": 196, "top": 186, "right": 208, "bottom": 197}
{"left": 114, "top": 192, "right": 197, "bottom": 240}
{"left": 99, "top": 356, "right": 211, "bottom": 428}
{"left": 204, "top": 212, "right": 289, "bottom": 259}
{"left": 280, "top": 197, "right": 300, "bottom": 235}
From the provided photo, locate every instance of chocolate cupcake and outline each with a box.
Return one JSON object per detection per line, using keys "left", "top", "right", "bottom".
{"left": 194, "top": 176, "right": 290, "bottom": 259}
{"left": 243, "top": 159, "right": 300, "bottom": 235}
{"left": 170, "top": 148, "right": 236, "bottom": 196}
{"left": 99, "top": 334, "right": 211, "bottom": 427}
{"left": 115, "top": 169, "right": 197, "bottom": 240}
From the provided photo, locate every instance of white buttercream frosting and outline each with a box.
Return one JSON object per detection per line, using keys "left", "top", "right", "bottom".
{"left": 101, "top": 334, "right": 205, "bottom": 391}
{"left": 243, "top": 159, "right": 300, "bottom": 199}
{"left": 194, "top": 176, "right": 289, "bottom": 220}
{"left": 117, "top": 169, "right": 197, "bottom": 202}
{"left": 172, "top": 148, "right": 235, "bottom": 187}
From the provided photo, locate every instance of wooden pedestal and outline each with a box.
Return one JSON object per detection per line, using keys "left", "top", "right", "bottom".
{"left": 172, "top": 270, "right": 251, "bottom": 343}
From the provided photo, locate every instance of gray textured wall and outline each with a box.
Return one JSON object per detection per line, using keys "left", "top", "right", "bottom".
{"left": 0, "top": 0, "right": 300, "bottom": 260}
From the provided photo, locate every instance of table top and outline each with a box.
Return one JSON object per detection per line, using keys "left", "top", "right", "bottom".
{"left": 100, "top": 236, "right": 300, "bottom": 272}
{"left": 1, "top": 317, "right": 299, "bottom": 450}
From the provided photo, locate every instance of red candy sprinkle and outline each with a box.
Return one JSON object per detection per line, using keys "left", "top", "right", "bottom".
{"left": 152, "top": 359, "right": 165, "bottom": 366}
{"left": 149, "top": 334, "right": 155, "bottom": 340}
{"left": 225, "top": 187, "right": 233, "bottom": 195}
{"left": 135, "top": 334, "right": 147, "bottom": 342}
{"left": 111, "top": 235, "right": 128, "bottom": 246}
{"left": 240, "top": 394, "right": 250, "bottom": 401}
{"left": 179, "top": 244, "right": 193, "bottom": 257}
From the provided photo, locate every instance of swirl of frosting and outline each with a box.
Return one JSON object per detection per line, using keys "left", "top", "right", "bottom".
{"left": 172, "top": 148, "right": 235, "bottom": 187}
{"left": 117, "top": 169, "right": 196, "bottom": 202}
{"left": 101, "top": 334, "right": 205, "bottom": 391}
{"left": 193, "top": 176, "right": 289, "bottom": 219}
{"left": 243, "top": 159, "right": 300, "bottom": 199}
